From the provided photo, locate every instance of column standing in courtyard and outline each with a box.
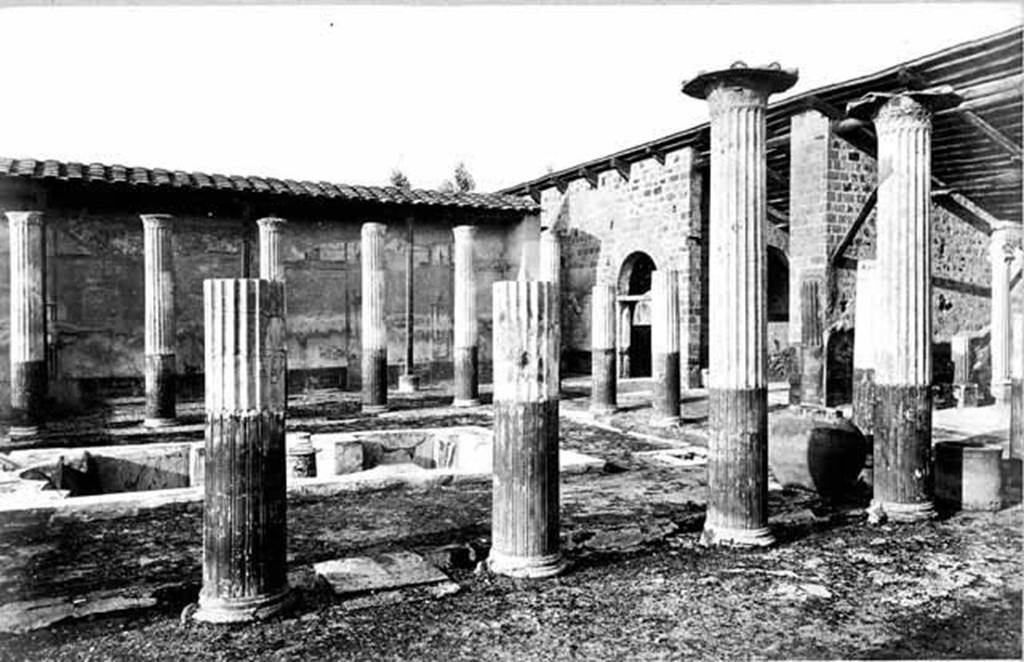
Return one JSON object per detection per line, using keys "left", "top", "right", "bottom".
{"left": 847, "top": 87, "right": 960, "bottom": 522}
{"left": 852, "top": 260, "right": 880, "bottom": 435}
{"left": 257, "top": 217, "right": 287, "bottom": 282}
{"left": 590, "top": 284, "right": 618, "bottom": 414}
{"left": 651, "top": 270, "right": 681, "bottom": 426}
{"left": 452, "top": 225, "right": 480, "bottom": 406}
{"left": 399, "top": 218, "right": 420, "bottom": 393}
{"left": 539, "top": 227, "right": 562, "bottom": 385}
{"left": 7, "top": 211, "right": 46, "bottom": 437}
{"left": 361, "top": 222, "right": 388, "bottom": 412}
{"left": 489, "top": 280, "right": 565, "bottom": 578}
{"left": 196, "top": 278, "right": 289, "bottom": 623}
{"left": 988, "top": 221, "right": 1021, "bottom": 404}
{"left": 141, "top": 214, "right": 177, "bottom": 428}
{"left": 1012, "top": 311, "right": 1023, "bottom": 459}
{"left": 683, "top": 62, "right": 797, "bottom": 546}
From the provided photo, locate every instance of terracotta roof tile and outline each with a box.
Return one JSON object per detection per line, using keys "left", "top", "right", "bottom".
{"left": 0, "top": 156, "right": 538, "bottom": 213}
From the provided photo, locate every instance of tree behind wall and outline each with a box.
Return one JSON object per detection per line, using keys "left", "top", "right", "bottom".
{"left": 438, "top": 162, "right": 475, "bottom": 193}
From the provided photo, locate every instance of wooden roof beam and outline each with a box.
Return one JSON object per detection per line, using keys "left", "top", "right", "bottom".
{"left": 609, "top": 157, "right": 631, "bottom": 182}
{"left": 931, "top": 189, "right": 1000, "bottom": 234}
{"left": 958, "top": 110, "right": 1023, "bottom": 163}
{"left": 830, "top": 187, "right": 878, "bottom": 265}
{"left": 579, "top": 168, "right": 599, "bottom": 189}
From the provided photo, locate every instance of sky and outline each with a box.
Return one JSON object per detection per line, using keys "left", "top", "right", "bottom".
{"left": 0, "top": 3, "right": 1019, "bottom": 193}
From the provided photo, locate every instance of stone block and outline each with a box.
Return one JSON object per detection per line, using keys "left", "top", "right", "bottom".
{"left": 313, "top": 551, "right": 450, "bottom": 596}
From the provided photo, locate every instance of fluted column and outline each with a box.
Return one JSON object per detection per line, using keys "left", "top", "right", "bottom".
{"left": 361, "top": 222, "right": 388, "bottom": 412}
{"left": 141, "top": 214, "right": 177, "bottom": 428}
{"left": 7, "top": 211, "right": 46, "bottom": 437}
{"left": 852, "top": 260, "right": 879, "bottom": 435}
{"left": 489, "top": 280, "right": 564, "bottom": 579}
{"left": 196, "top": 278, "right": 289, "bottom": 623}
{"left": 257, "top": 217, "right": 287, "bottom": 282}
{"left": 799, "top": 275, "right": 825, "bottom": 405}
{"left": 989, "top": 222, "right": 1020, "bottom": 404}
{"left": 651, "top": 270, "right": 681, "bottom": 426}
{"left": 538, "top": 227, "right": 561, "bottom": 288}
{"left": 452, "top": 225, "right": 479, "bottom": 406}
{"left": 399, "top": 218, "right": 420, "bottom": 393}
{"left": 848, "top": 87, "right": 960, "bottom": 522}
{"left": 590, "top": 285, "right": 617, "bottom": 414}
{"left": 684, "top": 63, "right": 797, "bottom": 546}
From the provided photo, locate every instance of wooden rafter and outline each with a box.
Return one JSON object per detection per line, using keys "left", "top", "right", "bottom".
{"left": 579, "top": 169, "right": 598, "bottom": 189}
{"left": 609, "top": 157, "right": 630, "bottom": 182}
{"left": 829, "top": 187, "right": 878, "bottom": 265}
{"left": 959, "top": 111, "right": 1023, "bottom": 162}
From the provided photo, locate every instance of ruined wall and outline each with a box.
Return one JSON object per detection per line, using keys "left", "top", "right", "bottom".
{"left": 539, "top": 147, "right": 706, "bottom": 382}
{"left": 0, "top": 196, "right": 533, "bottom": 407}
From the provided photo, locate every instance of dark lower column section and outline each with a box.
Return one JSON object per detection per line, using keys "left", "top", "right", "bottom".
{"left": 702, "top": 387, "right": 773, "bottom": 546}
{"left": 872, "top": 383, "right": 934, "bottom": 521}
{"left": 199, "top": 411, "right": 289, "bottom": 622}
{"left": 361, "top": 349, "right": 387, "bottom": 412}
{"left": 144, "top": 353, "right": 176, "bottom": 426}
{"left": 453, "top": 346, "right": 479, "bottom": 406}
{"left": 651, "top": 351, "right": 680, "bottom": 425}
{"left": 851, "top": 367, "right": 875, "bottom": 438}
{"left": 490, "top": 399, "right": 564, "bottom": 578}
{"left": 590, "top": 348, "right": 617, "bottom": 414}
{"left": 10, "top": 360, "right": 46, "bottom": 434}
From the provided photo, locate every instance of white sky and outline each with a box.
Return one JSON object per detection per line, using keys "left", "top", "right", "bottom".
{"left": 0, "top": 3, "right": 1019, "bottom": 193}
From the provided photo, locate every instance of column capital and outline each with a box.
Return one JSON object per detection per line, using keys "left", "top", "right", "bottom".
{"left": 452, "top": 224, "right": 478, "bottom": 240}
{"left": 257, "top": 217, "right": 287, "bottom": 230}
{"left": 140, "top": 213, "right": 173, "bottom": 229}
{"left": 989, "top": 221, "right": 1023, "bottom": 262}
{"left": 5, "top": 211, "right": 44, "bottom": 227}
{"left": 361, "top": 221, "right": 386, "bottom": 236}
{"left": 682, "top": 62, "right": 798, "bottom": 104}
{"left": 847, "top": 87, "right": 961, "bottom": 128}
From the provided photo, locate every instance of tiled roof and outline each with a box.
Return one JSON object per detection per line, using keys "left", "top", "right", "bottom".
{"left": 0, "top": 157, "right": 537, "bottom": 213}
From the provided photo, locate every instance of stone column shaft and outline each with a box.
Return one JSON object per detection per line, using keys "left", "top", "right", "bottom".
{"left": 257, "top": 217, "right": 286, "bottom": 282}
{"left": 197, "top": 278, "right": 289, "bottom": 623}
{"left": 590, "top": 285, "right": 617, "bottom": 414}
{"left": 7, "top": 212, "right": 46, "bottom": 436}
{"left": 142, "top": 214, "right": 176, "bottom": 427}
{"left": 1011, "top": 311, "right": 1023, "bottom": 459}
{"left": 618, "top": 305, "right": 632, "bottom": 378}
{"left": 651, "top": 270, "right": 681, "bottom": 425}
{"left": 684, "top": 64, "right": 797, "bottom": 547}
{"left": 489, "top": 280, "right": 564, "bottom": 579}
{"left": 361, "top": 222, "right": 388, "bottom": 412}
{"left": 452, "top": 225, "right": 479, "bottom": 406}
{"left": 539, "top": 228, "right": 562, "bottom": 384}
{"left": 799, "top": 276, "right": 824, "bottom": 405}
{"left": 989, "top": 223, "right": 1020, "bottom": 404}
{"left": 852, "top": 260, "right": 880, "bottom": 434}
{"left": 849, "top": 88, "right": 960, "bottom": 522}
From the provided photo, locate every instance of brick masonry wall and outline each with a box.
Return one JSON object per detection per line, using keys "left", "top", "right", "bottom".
{"left": 540, "top": 147, "right": 707, "bottom": 383}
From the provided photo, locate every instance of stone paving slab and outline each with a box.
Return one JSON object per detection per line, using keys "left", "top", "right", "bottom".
{"left": 314, "top": 551, "right": 451, "bottom": 596}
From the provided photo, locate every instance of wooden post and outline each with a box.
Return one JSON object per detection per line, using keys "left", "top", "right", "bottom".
{"left": 651, "top": 270, "right": 681, "bottom": 426}
{"left": 590, "top": 284, "right": 617, "bottom": 414}
{"left": 848, "top": 87, "right": 960, "bottom": 522}
{"left": 141, "top": 214, "right": 177, "bottom": 428}
{"left": 196, "top": 278, "right": 289, "bottom": 623}
{"left": 684, "top": 63, "right": 798, "bottom": 546}
{"left": 361, "top": 222, "right": 388, "bottom": 412}
{"left": 452, "top": 225, "right": 479, "bottom": 406}
{"left": 7, "top": 211, "right": 46, "bottom": 437}
{"left": 489, "top": 280, "right": 565, "bottom": 579}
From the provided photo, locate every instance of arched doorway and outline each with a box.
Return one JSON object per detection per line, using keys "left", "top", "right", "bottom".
{"left": 617, "top": 252, "right": 656, "bottom": 378}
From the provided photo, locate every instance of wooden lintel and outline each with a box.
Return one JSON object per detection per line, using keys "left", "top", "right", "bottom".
{"left": 959, "top": 110, "right": 1023, "bottom": 162}
{"left": 829, "top": 187, "right": 878, "bottom": 266}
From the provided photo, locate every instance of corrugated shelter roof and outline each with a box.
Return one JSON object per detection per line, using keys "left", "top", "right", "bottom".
{"left": 501, "top": 26, "right": 1022, "bottom": 227}
{"left": 0, "top": 157, "right": 538, "bottom": 213}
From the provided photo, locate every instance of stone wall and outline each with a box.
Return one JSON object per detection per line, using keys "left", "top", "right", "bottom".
{"left": 0, "top": 191, "right": 536, "bottom": 410}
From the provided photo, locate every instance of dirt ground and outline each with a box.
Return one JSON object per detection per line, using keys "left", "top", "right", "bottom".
{"left": 0, "top": 386, "right": 1020, "bottom": 661}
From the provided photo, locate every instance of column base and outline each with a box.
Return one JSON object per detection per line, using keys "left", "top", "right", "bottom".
{"left": 397, "top": 374, "right": 420, "bottom": 393}
{"left": 362, "top": 404, "right": 388, "bottom": 415}
{"left": 193, "top": 588, "right": 292, "bottom": 624}
{"left": 650, "top": 414, "right": 681, "bottom": 428}
{"left": 8, "top": 425, "right": 41, "bottom": 439}
{"left": 487, "top": 550, "right": 567, "bottom": 579}
{"left": 699, "top": 525, "right": 775, "bottom": 547}
{"left": 872, "top": 499, "right": 936, "bottom": 523}
{"left": 452, "top": 398, "right": 481, "bottom": 408}
{"left": 143, "top": 417, "right": 177, "bottom": 429}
